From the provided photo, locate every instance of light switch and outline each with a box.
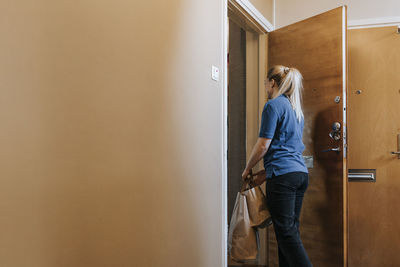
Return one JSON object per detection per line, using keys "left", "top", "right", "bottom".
{"left": 212, "top": 65, "right": 219, "bottom": 81}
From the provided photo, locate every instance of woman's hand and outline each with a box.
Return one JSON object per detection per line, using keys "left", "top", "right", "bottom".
{"left": 241, "top": 168, "right": 251, "bottom": 182}
{"left": 252, "top": 170, "right": 266, "bottom": 186}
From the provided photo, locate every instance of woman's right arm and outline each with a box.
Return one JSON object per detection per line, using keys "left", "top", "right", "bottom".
{"left": 241, "top": 137, "right": 271, "bottom": 181}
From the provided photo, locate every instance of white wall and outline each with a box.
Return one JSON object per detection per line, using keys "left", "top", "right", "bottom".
{"left": 276, "top": 0, "right": 400, "bottom": 28}
{"left": 0, "top": 0, "right": 226, "bottom": 266}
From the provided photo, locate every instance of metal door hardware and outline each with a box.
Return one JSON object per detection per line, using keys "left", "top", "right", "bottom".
{"left": 321, "top": 147, "right": 341, "bottom": 153}
{"left": 391, "top": 134, "right": 400, "bottom": 159}
{"left": 329, "top": 122, "right": 341, "bottom": 141}
{"left": 348, "top": 169, "right": 376, "bottom": 182}
{"left": 334, "top": 96, "right": 341, "bottom": 103}
{"left": 329, "top": 131, "right": 341, "bottom": 141}
{"left": 332, "top": 122, "right": 341, "bottom": 131}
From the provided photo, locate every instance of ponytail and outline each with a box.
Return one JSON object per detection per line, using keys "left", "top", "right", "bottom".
{"left": 267, "top": 65, "right": 304, "bottom": 122}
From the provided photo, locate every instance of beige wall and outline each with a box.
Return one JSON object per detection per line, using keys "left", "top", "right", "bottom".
{"left": 249, "top": 0, "right": 274, "bottom": 25}
{"left": 276, "top": 0, "right": 400, "bottom": 28}
{"left": 0, "top": 1, "right": 226, "bottom": 266}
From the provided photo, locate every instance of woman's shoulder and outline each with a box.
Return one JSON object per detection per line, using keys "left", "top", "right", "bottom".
{"left": 264, "top": 95, "right": 288, "bottom": 111}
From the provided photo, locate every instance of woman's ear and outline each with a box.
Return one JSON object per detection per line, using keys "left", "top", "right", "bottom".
{"left": 271, "top": 79, "right": 276, "bottom": 89}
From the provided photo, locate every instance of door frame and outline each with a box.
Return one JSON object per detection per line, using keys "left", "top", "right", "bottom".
{"left": 342, "top": 5, "right": 349, "bottom": 267}
{"left": 222, "top": 1, "right": 274, "bottom": 266}
{"left": 342, "top": 6, "right": 349, "bottom": 267}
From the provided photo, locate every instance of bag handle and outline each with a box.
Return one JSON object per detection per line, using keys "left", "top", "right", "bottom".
{"left": 240, "top": 169, "right": 265, "bottom": 192}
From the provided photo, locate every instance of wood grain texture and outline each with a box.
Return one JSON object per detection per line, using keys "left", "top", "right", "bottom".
{"left": 348, "top": 26, "right": 400, "bottom": 267}
{"left": 266, "top": 7, "right": 346, "bottom": 267}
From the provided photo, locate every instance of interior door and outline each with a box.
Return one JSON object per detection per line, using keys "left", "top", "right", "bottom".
{"left": 348, "top": 26, "right": 400, "bottom": 267}
{"left": 266, "top": 7, "right": 348, "bottom": 267}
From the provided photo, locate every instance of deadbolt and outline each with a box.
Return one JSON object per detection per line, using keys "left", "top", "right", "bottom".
{"left": 329, "top": 122, "right": 341, "bottom": 141}
{"left": 332, "top": 122, "right": 341, "bottom": 131}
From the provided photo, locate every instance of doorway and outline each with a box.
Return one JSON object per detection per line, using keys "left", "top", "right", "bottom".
{"left": 226, "top": 3, "right": 268, "bottom": 266}
{"left": 224, "top": 5, "right": 348, "bottom": 267}
{"left": 227, "top": 18, "right": 268, "bottom": 267}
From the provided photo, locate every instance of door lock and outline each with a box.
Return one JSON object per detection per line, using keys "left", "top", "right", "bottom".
{"left": 329, "top": 122, "right": 341, "bottom": 141}
{"left": 332, "top": 122, "right": 341, "bottom": 131}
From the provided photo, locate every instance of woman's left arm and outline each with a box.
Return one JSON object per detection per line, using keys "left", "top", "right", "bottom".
{"left": 241, "top": 137, "right": 272, "bottom": 181}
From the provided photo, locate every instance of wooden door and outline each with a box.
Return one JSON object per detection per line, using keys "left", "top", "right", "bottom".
{"left": 348, "top": 26, "right": 400, "bottom": 267}
{"left": 266, "top": 7, "right": 348, "bottom": 267}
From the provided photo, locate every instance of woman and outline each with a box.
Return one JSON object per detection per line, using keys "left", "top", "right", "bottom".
{"left": 242, "top": 65, "right": 312, "bottom": 267}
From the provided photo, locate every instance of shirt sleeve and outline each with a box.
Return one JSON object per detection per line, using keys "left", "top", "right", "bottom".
{"left": 259, "top": 103, "right": 279, "bottom": 139}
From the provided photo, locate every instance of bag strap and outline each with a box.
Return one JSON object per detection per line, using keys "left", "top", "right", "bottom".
{"left": 240, "top": 169, "right": 265, "bottom": 192}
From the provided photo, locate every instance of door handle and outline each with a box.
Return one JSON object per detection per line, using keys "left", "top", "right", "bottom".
{"left": 321, "top": 147, "right": 341, "bottom": 153}
{"left": 391, "top": 151, "right": 400, "bottom": 159}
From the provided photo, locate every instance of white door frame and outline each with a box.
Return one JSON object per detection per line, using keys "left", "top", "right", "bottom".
{"left": 348, "top": 16, "right": 400, "bottom": 29}
{"left": 222, "top": 1, "right": 274, "bottom": 266}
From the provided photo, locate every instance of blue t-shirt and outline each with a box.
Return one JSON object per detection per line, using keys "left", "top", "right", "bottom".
{"left": 259, "top": 94, "right": 308, "bottom": 178}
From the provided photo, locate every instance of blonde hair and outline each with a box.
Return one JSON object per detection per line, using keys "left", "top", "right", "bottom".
{"left": 267, "top": 65, "right": 304, "bottom": 122}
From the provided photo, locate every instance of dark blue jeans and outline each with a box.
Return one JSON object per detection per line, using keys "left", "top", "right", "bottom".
{"left": 266, "top": 172, "right": 312, "bottom": 267}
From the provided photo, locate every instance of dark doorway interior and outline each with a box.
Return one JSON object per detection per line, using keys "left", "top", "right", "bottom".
{"left": 227, "top": 19, "right": 246, "bottom": 224}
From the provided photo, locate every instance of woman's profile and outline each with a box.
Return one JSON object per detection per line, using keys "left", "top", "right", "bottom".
{"left": 242, "top": 65, "right": 312, "bottom": 267}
